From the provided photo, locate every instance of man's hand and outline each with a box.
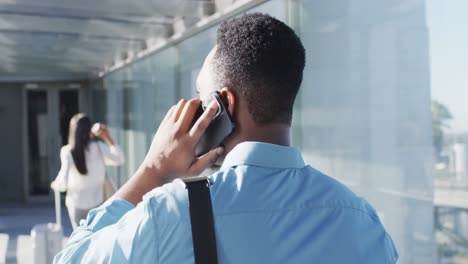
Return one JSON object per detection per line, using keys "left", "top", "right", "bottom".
{"left": 142, "top": 98, "right": 223, "bottom": 180}
{"left": 113, "top": 98, "right": 224, "bottom": 205}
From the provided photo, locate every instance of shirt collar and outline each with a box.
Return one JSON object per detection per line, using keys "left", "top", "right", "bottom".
{"left": 220, "top": 141, "right": 305, "bottom": 170}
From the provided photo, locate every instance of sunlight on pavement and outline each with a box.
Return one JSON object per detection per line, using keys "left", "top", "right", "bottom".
{"left": 16, "top": 235, "right": 31, "bottom": 264}
{"left": 0, "top": 233, "right": 8, "bottom": 263}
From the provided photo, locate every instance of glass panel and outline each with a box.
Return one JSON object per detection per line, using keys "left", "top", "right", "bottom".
{"left": 91, "top": 82, "right": 108, "bottom": 124}
{"left": 295, "top": 1, "right": 434, "bottom": 263}
{"left": 144, "top": 48, "right": 178, "bottom": 149}
{"left": 178, "top": 27, "right": 217, "bottom": 99}
{"left": 120, "top": 48, "right": 179, "bottom": 183}
{"left": 122, "top": 76, "right": 144, "bottom": 177}
{"left": 27, "top": 90, "right": 49, "bottom": 195}
{"left": 428, "top": 0, "right": 468, "bottom": 262}
{"left": 249, "top": 0, "right": 285, "bottom": 15}
{"left": 104, "top": 70, "right": 124, "bottom": 186}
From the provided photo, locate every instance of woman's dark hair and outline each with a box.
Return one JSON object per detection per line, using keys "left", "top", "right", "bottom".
{"left": 68, "top": 113, "right": 92, "bottom": 175}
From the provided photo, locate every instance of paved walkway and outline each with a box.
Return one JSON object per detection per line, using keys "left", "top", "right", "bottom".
{"left": 0, "top": 203, "right": 73, "bottom": 264}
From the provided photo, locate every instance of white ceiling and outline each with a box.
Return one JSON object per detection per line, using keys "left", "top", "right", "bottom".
{"left": 0, "top": 0, "right": 228, "bottom": 80}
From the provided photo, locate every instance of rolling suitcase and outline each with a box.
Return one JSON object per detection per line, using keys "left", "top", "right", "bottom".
{"left": 30, "top": 190, "right": 64, "bottom": 264}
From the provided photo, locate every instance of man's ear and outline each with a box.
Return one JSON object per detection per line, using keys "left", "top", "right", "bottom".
{"left": 219, "top": 88, "right": 235, "bottom": 116}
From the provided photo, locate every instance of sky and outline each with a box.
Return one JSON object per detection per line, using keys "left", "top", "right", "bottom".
{"left": 427, "top": 0, "right": 468, "bottom": 133}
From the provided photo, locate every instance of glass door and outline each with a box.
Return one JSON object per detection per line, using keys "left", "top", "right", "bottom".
{"left": 26, "top": 90, "right": 49, "bottom": 195}
{"left": 25, "top": 87, "right": 80, "bottom": 201}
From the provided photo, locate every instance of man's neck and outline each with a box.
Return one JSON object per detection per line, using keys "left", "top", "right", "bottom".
{"left": 223, "top": 123, "right": 291, "bottom": 155}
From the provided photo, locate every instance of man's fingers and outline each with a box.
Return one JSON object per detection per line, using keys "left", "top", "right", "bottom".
{"left": 189, "top": 101, "right": 218, "bottom": 139}
{"left": 189, "top": 147, "right": 224, "bottom": 175}
{"left": 172, "top": 99, "right": 188, "bottom": 122}
{"left": 178, "top": 99, "right": 202, "bottom": 132}
{"left": 163, "top": 105, "right": 176, "bottom": 122}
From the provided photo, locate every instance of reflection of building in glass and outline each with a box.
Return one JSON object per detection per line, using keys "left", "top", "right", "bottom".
{"left": 449, "top": 143, "right": 467, "bottom": 179}
{"left": 437, "top": 134, "right": 468, "bottom": 179}
{"left": 296, "top": 2, "right": 434, "bottom": 263}
{"left": 434, "top": 133, "right": 468, "bottom": 259}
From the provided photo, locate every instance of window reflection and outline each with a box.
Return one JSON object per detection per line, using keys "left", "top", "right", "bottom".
{"left": 429, "top": 0, "right": 468, "bottom": 262}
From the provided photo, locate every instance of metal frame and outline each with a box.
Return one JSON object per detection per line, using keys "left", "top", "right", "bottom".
{"left": 22, "top": 82, "right": 88, "bottom": 204}
{"left": 0, "top": 9, "right": 173, "bottom": 26}
{"left": 0, "top": 75, "right": 89, "bottom": 83}
{"left": 100, "top": 0, "right": 270, "bottom": 77}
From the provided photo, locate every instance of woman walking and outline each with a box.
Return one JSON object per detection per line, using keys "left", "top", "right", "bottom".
{"left": 51, "top": 113, "right": 124, "bottom": 229}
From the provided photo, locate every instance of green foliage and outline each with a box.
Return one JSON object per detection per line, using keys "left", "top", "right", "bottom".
{"left": 432, "top": 100, "right": 453, "bottom": 159}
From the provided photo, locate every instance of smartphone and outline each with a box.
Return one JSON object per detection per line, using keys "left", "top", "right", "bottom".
{"left": 192, "top": 92, "right": 235, "bottom": 157}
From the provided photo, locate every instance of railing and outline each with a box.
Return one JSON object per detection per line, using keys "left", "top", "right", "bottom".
{"left": 434, "top": 170, "right": 468, "bottom": 190}
{"left": 433, "top": 170, "right": 468, "bottom": 209}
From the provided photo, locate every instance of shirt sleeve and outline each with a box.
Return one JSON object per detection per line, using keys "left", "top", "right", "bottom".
{"left": 54, "top": 197, "right": 159, "bottom": 263}
{"left": 52, "top": 146, "right": 72, "bottom": 192}
{"left": 98, "top": 141, "right": 125, "bottom": 166}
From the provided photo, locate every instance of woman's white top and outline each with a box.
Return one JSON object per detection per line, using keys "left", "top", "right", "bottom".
{"left": 54, "top": 141, "right": 125, "bottom": 209}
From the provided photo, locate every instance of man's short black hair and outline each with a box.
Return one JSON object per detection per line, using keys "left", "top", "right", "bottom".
{"left": 214, "top": 13, "right": 305, "bottom": 124}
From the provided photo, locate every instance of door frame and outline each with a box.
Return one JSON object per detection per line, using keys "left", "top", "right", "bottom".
{"left": 22, "top": 82, "right": 87, "bottom": 204}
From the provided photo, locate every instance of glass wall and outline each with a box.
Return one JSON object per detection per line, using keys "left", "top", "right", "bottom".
{"left": 90, "top": 0, "right": 468, "bottom": 262}
{"left": 92, "top": 48, "right": 178, "bottom": 184}
{"left": 102, "top": 69, "right": 124, "bottom": 185}
{"left": 294, "top": 1, "right": 434, "bottom": 263}
{"left": 428, "top": 0, "right": 468, "bottom": 262}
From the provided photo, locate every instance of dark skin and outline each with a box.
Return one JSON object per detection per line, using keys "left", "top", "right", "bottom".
{"left": 114, "top": 46, "right": 291, "bottom": 205}
{"left": 217, "top": 88, "right": 291, "bottom": 158}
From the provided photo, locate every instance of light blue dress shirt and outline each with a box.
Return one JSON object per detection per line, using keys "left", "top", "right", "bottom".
{"left": 54, "top": 142, "right": 398, "bottom": 263}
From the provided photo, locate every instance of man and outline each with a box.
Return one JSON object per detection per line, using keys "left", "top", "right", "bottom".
{"left": 55, "top": 13, "right": 398, "bottom": 263}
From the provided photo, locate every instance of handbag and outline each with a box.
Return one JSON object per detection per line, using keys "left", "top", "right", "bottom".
{"left": 103, "top": 173, "right": 117, "bottom": 200}
{"left": 97, "top": 142, "right": 118, "bottom": 201}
